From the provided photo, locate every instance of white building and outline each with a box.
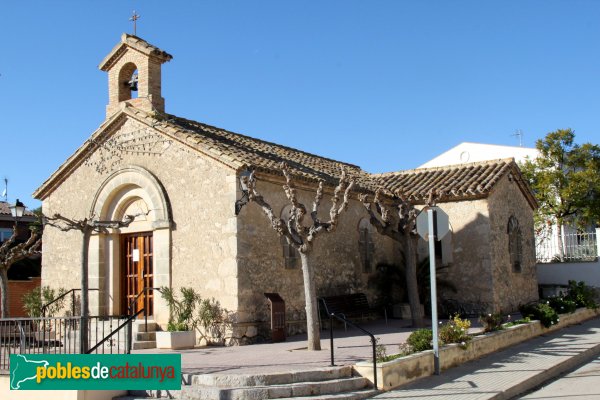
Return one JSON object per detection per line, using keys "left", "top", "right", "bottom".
{"left": 419, "top": 142, "right": 596, "bottom": 265}
{"left": 419, "top": 142, "right": 539, "bottom": 169}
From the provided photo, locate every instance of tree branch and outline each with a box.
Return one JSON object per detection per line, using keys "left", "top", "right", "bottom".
{"left": 246, "top": 170, "right": 303, "bottom": 247}
{"left": 358, "top": 191, "right": 402, "bottom": 242}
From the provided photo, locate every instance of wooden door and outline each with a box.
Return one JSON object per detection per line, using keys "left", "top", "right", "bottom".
{"left": 121, "top": 232, "right": 153, "bottom": 317}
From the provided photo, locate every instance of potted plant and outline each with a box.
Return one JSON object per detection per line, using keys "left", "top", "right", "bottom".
{"left": 156, "top": 287, "right": 199, "bottom": 349}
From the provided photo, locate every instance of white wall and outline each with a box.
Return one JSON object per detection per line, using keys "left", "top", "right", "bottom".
{"left": 419, "top": 142, "right": 538, "bottom": 168}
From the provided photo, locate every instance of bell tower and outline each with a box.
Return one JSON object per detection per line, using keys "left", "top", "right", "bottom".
{"left": 99, "top": 33, "right": 173, "bottom": 118}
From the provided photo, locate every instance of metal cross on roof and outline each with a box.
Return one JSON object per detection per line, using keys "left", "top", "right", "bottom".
{"left": 129, "top": 10, "right": 140, "bottom": 36}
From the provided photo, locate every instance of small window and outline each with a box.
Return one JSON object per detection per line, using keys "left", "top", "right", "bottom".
{"left": 0, "top": 228, "right": 13, "bottom": 243}
{"left": 280, "top": 205, "right": 299, "bottom": 269}
{"left": 358, "top": 218, "right": 374, "bottom": 272}
{"left": 508, "top": 216, "right": 523, "bottom": 272}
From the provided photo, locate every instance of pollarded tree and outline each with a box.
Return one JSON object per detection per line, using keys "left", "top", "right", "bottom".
{"left": 244, "top": 162, "right": 354, "bottom": 351}
{"left": 44, "top": 213, "right": 140, "bottom": 352}
{"left": 0, "top": 225, "right": 42, "bottom": 317}
{"left": 521, "top": 129, "right": 600, "bottom": 260}
{"left": 359, "top": 188, "right": 430, "bottom": 327}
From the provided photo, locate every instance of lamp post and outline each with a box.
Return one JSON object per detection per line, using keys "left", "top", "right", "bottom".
{"left": 9, "top": 199, "right": 25, "bottom": 220}
{"left": 9, "top": 199, "right": 25, "bottom": 237}
{"left": 235, "top": 169, "right": 252, "bottom": 215}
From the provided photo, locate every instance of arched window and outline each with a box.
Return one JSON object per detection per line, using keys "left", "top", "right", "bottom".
{"left": 358, "top": 218, "right": 374, "bottom": 272}
{"left": 280, "top": 205, "right": 299, "bottom": 269}
{"left": 508, "top": 216, "right": 523, "bottom": 272}
{"left": 118, "top": 62, "right": 139, "bottom": 102}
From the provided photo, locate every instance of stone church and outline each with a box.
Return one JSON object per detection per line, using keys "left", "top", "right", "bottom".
{"left": 34, "top": 34, "right": 538, "bottom": 343}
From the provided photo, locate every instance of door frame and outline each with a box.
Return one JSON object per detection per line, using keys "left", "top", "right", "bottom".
{"left": 120, "top": 231, "right": 154, "bottom": 317}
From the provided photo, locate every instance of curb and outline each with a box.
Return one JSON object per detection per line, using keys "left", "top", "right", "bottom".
{"left": 499, "top": 338, "right": 600, "bottom": 400}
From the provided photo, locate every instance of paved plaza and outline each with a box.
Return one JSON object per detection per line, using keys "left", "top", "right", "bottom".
{"left": 133, "top": 316, "right": 600, "bottom": 399}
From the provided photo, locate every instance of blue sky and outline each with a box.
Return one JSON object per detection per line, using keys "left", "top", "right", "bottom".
{"left": 1, "top": 1, "right": 599, "bottom": 208}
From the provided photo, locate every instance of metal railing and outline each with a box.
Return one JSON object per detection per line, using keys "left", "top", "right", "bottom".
{"left": 536, "top": 231, "right": 598, "bottom": 263}
{"left": 128, "top": 287, "right": 161, "bottom": 334}
{"left": 327, "top": 312, "right": 378, "bottom": 390}
{"left": 41, "top": 288, "right": 99, "bottom": 317}
{"left": 0, "top": 315, "right": 133, "bottom": 373}
{"left": 87, "top": 309, "right": 144, "bottom": 354}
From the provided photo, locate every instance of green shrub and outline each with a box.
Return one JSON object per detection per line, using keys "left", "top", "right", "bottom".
{"left": 22, "top": 286, "right": 67, "bottom": 318}
{"left": 564, "top": 280, "right": 598, "bottom": 309}
{"left": 439, "top": 314, "right": 471, "bottom": 346}
{"left": 160, "top": 287, "right": 201, "bottom": 331}
{"left": 548, "top": 296, "right": 577, "bottom": 314}
{"left": 479, "top": 312, "right": 505, "bottom": 332}
{"left": 519, "top": 302, "right": 559, "bottom": 328}
{"left": 503, "top": 316, "right": 530, "bottom": 328}
{"left": 407, "top": 328, "right": 433, "bottom": 352}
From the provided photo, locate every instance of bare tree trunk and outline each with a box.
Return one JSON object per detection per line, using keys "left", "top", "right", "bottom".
{"left": 0, "top": 268, "right": 9, "bottom": 318}
{"left": 557, "top": 219, "right": 565, "bottom": 262}
{"left": 405, "top": 232, "right": 424, "bottom": 327}
{"left": 80, "top": 229, "right": 91, "bottom": 353}
{"left": 300, "top": 252, "right": 321, "bottom": 351}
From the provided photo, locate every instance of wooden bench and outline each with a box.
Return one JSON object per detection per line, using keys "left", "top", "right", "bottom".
{"left": 318, "top": 293, "right": 386, "bottom": 329}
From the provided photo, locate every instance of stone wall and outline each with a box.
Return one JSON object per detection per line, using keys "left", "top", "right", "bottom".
{"left": 420, "top": 198, "right": 496, "bottom": 311}
{"left": 236, "top": 176, "right": 398, "bottom": 342}
{"left": 41, "top": 117, "right": 239, "bottom": 327}
{"left": 487, "top": 174, "right": 538, "bottom": 312}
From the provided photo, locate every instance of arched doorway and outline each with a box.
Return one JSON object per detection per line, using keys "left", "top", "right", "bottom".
{"left": 89, "top": 166, "right": 171, "bottom": 323}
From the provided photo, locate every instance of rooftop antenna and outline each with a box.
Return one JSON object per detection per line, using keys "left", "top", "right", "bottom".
{"left": 2, "top": 178, "right": 7, "bottom": 202}
{"left": 511, "top": 129, "right": 523, "bottom": 147}
{"left": 129, "top": 10, "right": 140, "bottom": 36}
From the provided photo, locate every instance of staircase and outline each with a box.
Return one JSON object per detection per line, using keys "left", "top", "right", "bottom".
{"left": 131, "top": 320, "right": 158, "bottom": 350}
{"left": 114, "top": 366, "right": 378, "bottom": 400}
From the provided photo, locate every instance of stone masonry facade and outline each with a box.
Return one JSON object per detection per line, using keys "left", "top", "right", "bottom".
{"left": 35, "top": 34, "right": 539, "bottom": 345}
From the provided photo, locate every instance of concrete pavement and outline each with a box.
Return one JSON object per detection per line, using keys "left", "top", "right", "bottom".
{"left": 373, "top": 316, "right": 600, "bottom": 400}
{"left": 519, "top": 354, "right": 600, "bottom": 399}
{"left": 134, "top": 319, "right": 433, "bottom": 375}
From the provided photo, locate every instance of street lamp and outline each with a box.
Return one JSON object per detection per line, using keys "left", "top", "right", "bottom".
{"left": 9, "top": 199, "right": 25, "bottom": 222}
{"left": 235, "top": 169, "right": 252, "bottom": 215}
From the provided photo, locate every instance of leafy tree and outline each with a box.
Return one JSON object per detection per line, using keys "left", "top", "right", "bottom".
{"left": 521, "top": 129, "right": 600, "bottom": 259}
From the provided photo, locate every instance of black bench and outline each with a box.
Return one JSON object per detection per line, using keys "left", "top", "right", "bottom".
{"left": 318, "top": 293, "right": 387, "bottom": 329}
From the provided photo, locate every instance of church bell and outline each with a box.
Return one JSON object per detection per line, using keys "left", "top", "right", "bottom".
{"left": 128, "top": 73, "right": 139, "bottom": 92}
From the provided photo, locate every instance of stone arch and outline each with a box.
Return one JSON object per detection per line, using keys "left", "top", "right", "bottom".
{"left": 88, "top": 165, "right": 171, "bottom": 323}
{"left": 91, "top": 165, "right": 171, "bottom": 227}
{"left": 117, "top": 62, "right": 138, "bottom": 102}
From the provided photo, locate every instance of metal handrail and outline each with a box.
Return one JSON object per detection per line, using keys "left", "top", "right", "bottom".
{"left": 328, "top": 312, "right": 378, "bottom": 390}
{"left": 128, "top": 287, "right": 162, "bottom": 334}
{"left": 41, "top": 288, "right": 99, "bottom": 317}
{"left": 87, "top": 309, "right": 144, "bottom": 354}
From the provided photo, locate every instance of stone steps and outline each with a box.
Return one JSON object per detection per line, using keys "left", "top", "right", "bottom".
{"left": 136, "top": 331, "right": 156, "bottom": 341}
{"left": 131, "top": 320, "right": 158, "bottom": 350}
{"left": 175, "top": 366, "right": 376, "bottom": 400}
{"left": 191, "top": 366, "right": 355, "bottom": 387}
{"left": 278, "top": 389, "right": 379, "bottom": 400}
{"left": 132, "top": 340, "right": 157, "bottom": 350}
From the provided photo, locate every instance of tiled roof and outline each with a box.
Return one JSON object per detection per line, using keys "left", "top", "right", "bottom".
{"left": 99, "top": 33, "right": 173, "bottom": 71}
{"left": 118, "top": 107, "right": 375, "bottom": 190}
{"left": 33, "top": 106, "right": 536, "bottom": 207}
{"left": 0, "top": 201, "right": 35, "bottom": 217}
{"left": 374, "top": 159, "right": 537, "bottom": 207}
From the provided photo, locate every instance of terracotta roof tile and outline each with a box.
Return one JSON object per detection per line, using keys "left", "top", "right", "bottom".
{"left": 160, "top": 114, "right": 375, "bottom": 190}
{"left": 374, "top": 159, "right": 536, "bottom": 207}
{"left": 0, "top": 201, "right": 35, "bottom": 217}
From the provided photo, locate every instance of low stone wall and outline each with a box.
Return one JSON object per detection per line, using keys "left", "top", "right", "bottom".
{"left": 354, "top": 307, "right": 600, "bottom": 391}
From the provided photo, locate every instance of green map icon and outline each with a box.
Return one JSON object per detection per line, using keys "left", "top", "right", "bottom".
{"left": 10, "top": 354, "right": 49, "bottom": 390}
